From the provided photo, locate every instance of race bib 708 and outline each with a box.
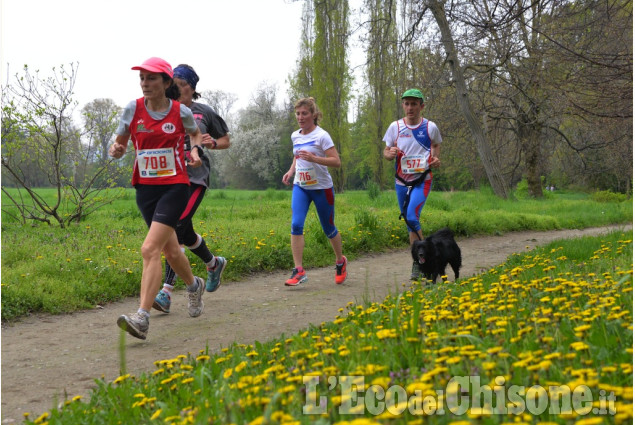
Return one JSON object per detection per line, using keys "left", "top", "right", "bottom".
{"left": 137, "top": 148, "right": 177, "bottom": 178}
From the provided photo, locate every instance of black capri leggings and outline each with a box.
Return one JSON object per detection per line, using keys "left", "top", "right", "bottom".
{"left": 175, "top": 183, "right": 207, "bottom": 247}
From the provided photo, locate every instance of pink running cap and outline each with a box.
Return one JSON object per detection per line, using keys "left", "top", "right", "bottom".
{"left": 131, "top": 57, "right": 173, "bottom": 78}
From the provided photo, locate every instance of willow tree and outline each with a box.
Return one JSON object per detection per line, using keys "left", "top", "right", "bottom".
{"left": 358, "top": 0, "right": 399, "bottom": 188}
{"left": 288, "top": 0, "right": 316, "bottom": 101}
{"left": 312, "top": 0, "right": 352, "bottom": 192}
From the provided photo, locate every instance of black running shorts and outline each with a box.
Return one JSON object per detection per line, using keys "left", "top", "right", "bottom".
{"left": 135, "top": 184, "right": 189, "bottom": 229}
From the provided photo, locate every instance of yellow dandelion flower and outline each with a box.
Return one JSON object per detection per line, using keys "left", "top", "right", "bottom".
{"left": 574, "top": 418, "right": 604, "bottom": 425}
{"left": 482, "top": 362, "right": 497, "bottom": 371}
{"left": 371, "top": 376, "right": 391, "bottom": 389}
{"left": 570, "top": 342, "right": 589, "bottom": 351}
{"left": 376, "top": 328, "right": 398, "bottom": 339}
{"left": 248, "top": 416, "right": 264, "bottom": 425}
{"left": 574, "top": 325, "right": 592, "bottom": 332}
{"left": 33, "top": 412, "right": 49, "bottom": 424}
{"left": 446, "top": 356, "right": 462, "bottom": 365}
{"left": 113, "top": 374, "right": 131, "bottom": 384}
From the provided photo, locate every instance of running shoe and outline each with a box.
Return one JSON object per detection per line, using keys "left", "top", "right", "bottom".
{"left": 335, "top": 256, "right": 348, "bottom": 284}
{"left": 206, "top": 257, "right": 227, "bottom": 292}
{"left": 410, "top": 261, "right": 422, "bottom": 281}
{"left": 117, "top": 312, "right": 149, "bottom": 340}
{"left": 187, "top": 277, "right": 205, "bottom": 317}
{"left": 152, "top": 290, "right": 171, "bottom": 313}
{"left": 285, "top": 268, "right": 307, "bottom": 286}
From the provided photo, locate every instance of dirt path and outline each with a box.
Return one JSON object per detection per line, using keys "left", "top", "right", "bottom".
{"left": 1, "top": 224, "right": 631, "bottom": 423}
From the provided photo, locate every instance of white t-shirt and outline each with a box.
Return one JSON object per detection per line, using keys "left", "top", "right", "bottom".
{"left": 292, "top": 126, "right": 335, "bottom": 190}
{"left": 383, "top": 117, "right": 442, "bottom": 184}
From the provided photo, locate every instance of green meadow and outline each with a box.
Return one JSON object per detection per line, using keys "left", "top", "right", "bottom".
{"left": 19, "top": 224, "right": 633, "bottom": 424}
{"left": 1, "top": 187, "right": 632, "bottom": 322}
{"left": 2, "top": 188, "right": 632, "bottom": 424}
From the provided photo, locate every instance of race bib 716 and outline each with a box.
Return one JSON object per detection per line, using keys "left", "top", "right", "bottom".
{"left": 294, "top": 165, "right": 318, "bottom": 186}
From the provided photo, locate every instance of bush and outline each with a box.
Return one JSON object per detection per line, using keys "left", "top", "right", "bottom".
{"left": 592, "top": 190, "right": 629, "bottom": 203}
{"left": 366, "top": 180, "right": 380, "bottom": 200}
{"left": 513, "top": 178, "right": 530, "bottom": 199}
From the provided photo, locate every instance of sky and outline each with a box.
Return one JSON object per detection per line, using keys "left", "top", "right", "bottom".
{"left": 0, "top": 0, "right": 307, "bottom": 117}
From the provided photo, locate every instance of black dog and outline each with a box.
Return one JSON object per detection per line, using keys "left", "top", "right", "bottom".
{"left": 411, "top": 227, "right": 462, "bottom": 283}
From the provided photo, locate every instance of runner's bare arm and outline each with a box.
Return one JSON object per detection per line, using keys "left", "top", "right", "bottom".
{"left": 429, "top": 143, "right": 441, "bottom": 168}
{"left": 202, "top": 133, "right": 230, "bottom": 150}
{"left": 188, "top": 128, "right": 204, "bottom": 168}
{"left": 297, "top": 146, "right": 341, "bottom": 168}
{"left": 384, "top": 146, "right": 398, "bottom": 160}
{"left": 109, "top": 133, "right": 130, "bottom": 159}
{"left": 282, "top": 157, "right": 297, "bottom": 185}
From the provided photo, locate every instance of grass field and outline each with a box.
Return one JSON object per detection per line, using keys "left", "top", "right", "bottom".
{"left": 3, "top": 187, "right": 632, "bottom": 424}
{"left": 20, "top": 228, "right": 633, "bottom": 424}
{"left": 1, "top": 187, "right": 632, "bottom": 322}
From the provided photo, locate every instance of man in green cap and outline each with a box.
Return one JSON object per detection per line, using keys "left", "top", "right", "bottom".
{"left": 383, "top": 88, "right": 442, "bottom": 280}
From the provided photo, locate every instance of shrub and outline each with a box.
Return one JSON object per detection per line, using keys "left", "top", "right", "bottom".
{"left": 366, "top": 180, "right": 380, "bottom": 200}
{"left": 592, "top": 190, "right": 629, "bottom": 203}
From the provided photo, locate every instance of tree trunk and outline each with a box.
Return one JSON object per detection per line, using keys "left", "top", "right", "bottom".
{"left": 427, "top": 0, "right": 509, "bottom": 199}
{"left": 519, "top": 116, "right": 544, "bottom": 198}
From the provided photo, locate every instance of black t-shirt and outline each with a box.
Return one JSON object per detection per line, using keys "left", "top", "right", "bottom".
{"left": 185, "top": 102, "right": 230, "bottom": 187}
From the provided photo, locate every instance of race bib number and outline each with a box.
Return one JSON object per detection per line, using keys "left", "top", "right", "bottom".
{"left": 137, "top": 148, "right": 176, "bottom": 178}
{"left": 400, "top": 154, "right": 427, "bottom": 174}
{"left": 294, "top": 165, "right": 318, "bottom": 187}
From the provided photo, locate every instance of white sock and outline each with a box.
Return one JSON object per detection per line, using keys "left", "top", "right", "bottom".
{"left": 162, "top": 283, "right": 174, "bottom": 295}
{"left": 187, "top": 278, "right": 199, "bottom": 292}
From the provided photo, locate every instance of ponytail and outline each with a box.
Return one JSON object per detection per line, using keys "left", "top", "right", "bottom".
{"left": 161, "top": 73, "right": 181, "bottom": 101}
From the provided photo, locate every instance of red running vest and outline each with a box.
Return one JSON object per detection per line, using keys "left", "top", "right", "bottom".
{"left": 130, "top": 98, "right": 189, "bottom": 186}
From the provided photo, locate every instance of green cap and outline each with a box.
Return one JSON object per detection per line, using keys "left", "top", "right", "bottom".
{"left": 401, "top": 89, "right": 425, "bottom": 101}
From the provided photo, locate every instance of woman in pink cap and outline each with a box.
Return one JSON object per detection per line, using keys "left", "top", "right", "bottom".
{"left": 109, "top": 57, "right": 206, "bottom": 340}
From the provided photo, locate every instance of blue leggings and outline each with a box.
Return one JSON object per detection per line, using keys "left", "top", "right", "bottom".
{"left": 395, "top": 176, "right": 432, "bottom": 233}
{"left": 291, "top": 185, "right": 338, "bottom": 238}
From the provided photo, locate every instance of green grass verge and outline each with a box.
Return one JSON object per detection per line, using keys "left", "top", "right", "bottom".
{"left": 1, "top": 187, "right": 632, "bottom": 321}
{"left": 22, "top": 231, "right": 633, "bottom": 424}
